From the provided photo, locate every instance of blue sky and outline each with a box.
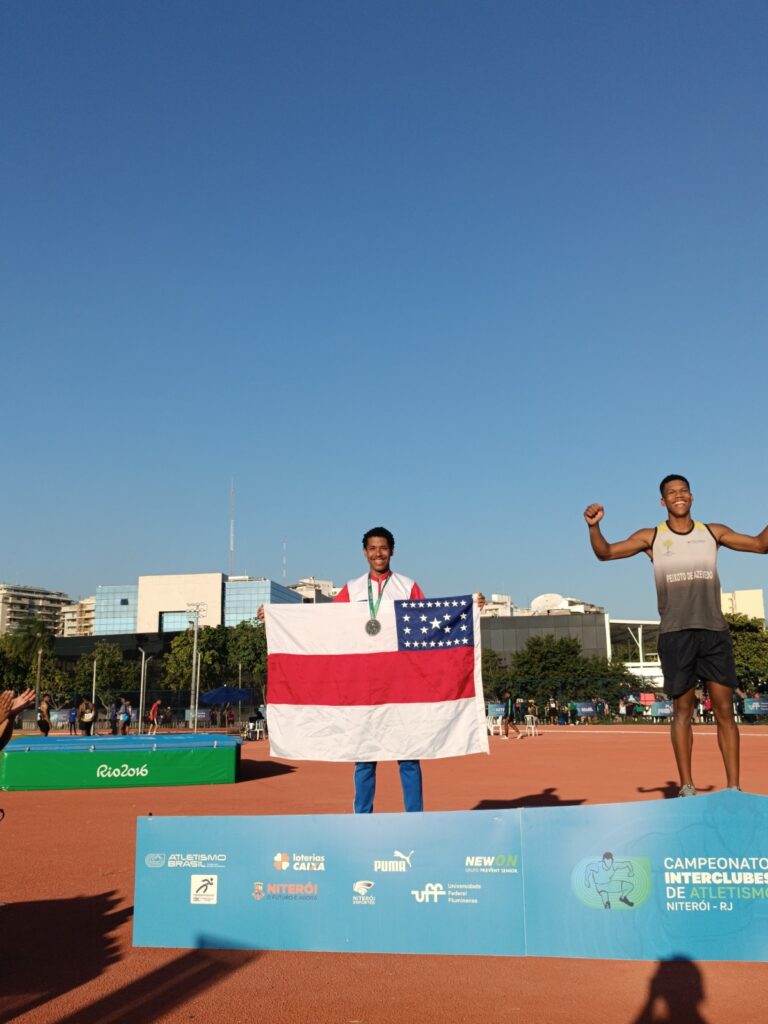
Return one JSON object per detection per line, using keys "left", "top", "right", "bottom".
{"left": 3, "top": 0, "right": 767, "bottom": 619}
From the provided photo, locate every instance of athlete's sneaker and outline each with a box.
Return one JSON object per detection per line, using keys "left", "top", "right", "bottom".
{"left": 501, "top": 735, "right": 509, "bottom": 740}
{"left": 727, "top": 785, "right": 742, "bottom": 791}
{"left": 603, "top": 900, "right": 611, "bottom": 910}
{"left": 517, "top": 734, "right": 524, "bottom": 740}
{"left": 619, "top": 895, "right": 635, "bottom": 907}
{"left": 678, "top": 784, "right": 697, "bottom": 798}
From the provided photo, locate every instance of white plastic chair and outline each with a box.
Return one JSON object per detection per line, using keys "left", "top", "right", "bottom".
{"left": 524, "top": 714, "right": 538, "bottom": 737}
{"left": 487, "top": 715, "right": 504, "bottom": 737}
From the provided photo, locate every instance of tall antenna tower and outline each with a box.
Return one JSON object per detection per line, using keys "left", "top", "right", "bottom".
{"left": 229, "top": 479, "right": 235, "bottom": 577}
{"left": 282, "top": 538, "right": 287, "bottom": 583}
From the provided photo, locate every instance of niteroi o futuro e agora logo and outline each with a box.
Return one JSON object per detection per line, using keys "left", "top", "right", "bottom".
{"left": 571, "top": 852, "right": 652, "bottom": 910}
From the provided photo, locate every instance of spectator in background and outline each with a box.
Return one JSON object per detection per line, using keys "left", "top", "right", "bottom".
{"left": 148, "top": 697, "right": 162, "bottom": 735}
{"left": 37, "top": 693, "right": 52, "bottom": 736}
{"left": 107, "top": 701, "right": 118, "bottom": 735}
{"left": 547, "top": 698, "right": 559, "bottom": 725}
{"left": 78, "top": 697, "right": 96, "bottom": 736}
{"left": 68, "top": 705, "right": 77, "bottom": 735}
{"left": 501, "top": 691, "right": 523, "bottom": 740}
{"left": 708, "top": 692, "right": 720, "bottom": 724}
{"left": 120, "top": 699, "right": 133, "bottom": 735}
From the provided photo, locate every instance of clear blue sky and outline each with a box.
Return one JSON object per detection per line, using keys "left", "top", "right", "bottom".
{"left": 3, "top": 1, "right": 767, "bottom": 619}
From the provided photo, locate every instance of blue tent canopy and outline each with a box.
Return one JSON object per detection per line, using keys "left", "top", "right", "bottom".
{"left": 200, "top": 685, "right": 254, "bottom": 705}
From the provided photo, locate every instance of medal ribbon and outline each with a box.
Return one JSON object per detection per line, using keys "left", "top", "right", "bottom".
{"left": 367, "top": 573, "right": 392, "bottom": 622}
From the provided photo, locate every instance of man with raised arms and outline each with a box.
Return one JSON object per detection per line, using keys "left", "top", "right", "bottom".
{"left": 584, "top": 475, "right": 768, "bottom": 797}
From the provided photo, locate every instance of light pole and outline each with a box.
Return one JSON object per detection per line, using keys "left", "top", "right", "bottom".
{"left": 195, "top": 650, "right": 202, "bottom": 733}
{"left": 138, "top": 647, "right": 154, "bottom": 735}
{"left": 187, "top": 603, "right": 207, "bottom": 730}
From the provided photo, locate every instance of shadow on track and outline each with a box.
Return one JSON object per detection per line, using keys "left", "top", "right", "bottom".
{"left": 0, "top": 890, "right": 129, "bottom": 1020}
{"left": 637, "top": 781, "right": 716, "bottom": 799}
{"left": 0, "top": 889, "right": 258, "bottom": 1023}
{"left": 474, "top": 788, "right": 586, "bottom": 810}
{"left": 48, "top": 948, "right": 257, "bottom": 1024}
{"left": 629, "top": 956, "right": 710, "bottom": 1023}
{"left": 238, "top": 758, "right": 296, "bottom": 782}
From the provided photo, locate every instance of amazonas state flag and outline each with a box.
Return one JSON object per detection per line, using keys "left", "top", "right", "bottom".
{"left": 265, "top": 595, "right": 489, "bottom": 762}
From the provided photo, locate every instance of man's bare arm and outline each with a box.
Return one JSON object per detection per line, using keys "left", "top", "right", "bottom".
{"left": 709, "top": 523, "right": 768, "bottom": 555}
{"left": 584, "top": 504, "right": 654, "bottom": 561}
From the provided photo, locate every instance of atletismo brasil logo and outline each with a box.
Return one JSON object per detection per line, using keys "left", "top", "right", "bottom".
{"left": 571, "top": 852, "right": 652, "bottom": 910}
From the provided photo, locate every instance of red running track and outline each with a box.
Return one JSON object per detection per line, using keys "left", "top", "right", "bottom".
{"left": 1, "top": 724, "right": 767, "bottom": 1024}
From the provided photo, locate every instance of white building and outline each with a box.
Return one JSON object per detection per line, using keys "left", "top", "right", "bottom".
{"left": 60, "top": 596, "right": 96, "bottom": 637}
{"left": 721, "top": 588, "right": 765, "bottom": 621}
{"left": 0, "top": 583, "right": 72, "bottom": 636}
{"left": 289, "top": 577, "right": 340, "bottom": 602}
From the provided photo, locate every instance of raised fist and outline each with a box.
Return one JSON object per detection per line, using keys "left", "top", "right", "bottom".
{"left": 584, "top": 504, "right": 604, "bottom": 527}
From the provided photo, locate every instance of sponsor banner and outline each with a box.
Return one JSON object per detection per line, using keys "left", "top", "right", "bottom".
{"left": 184, "top": 709, "right": 212, "bottom": 723}
{"left": 486, "top": 703, "right": 506, "bottom": 717}
{"left": 523, "top": 792, "right": 768, "bottom": 961}
{"left": 133, "top": 793, "right": 768, "bottom": 960}
{"left": 574, "top": 703, "right": 596, "bottom": 717}
{"left": 744, "top": 698, "right": 768, "bottom": 715}
{"left": 650, "top": 702, "right": 673, "bottom": 718}
{"left": 134, "top": 810, "right": 525, "bottom": 955}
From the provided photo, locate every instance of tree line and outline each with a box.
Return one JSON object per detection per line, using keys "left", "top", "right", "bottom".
{"left": 482, "top": 615, "right": 768, "bottom": 703}
{"left": 0, "top": 618, "right": 267, "bottom": 708}
{"left": 2, "top": 612, "right": 767, "bottom": 709}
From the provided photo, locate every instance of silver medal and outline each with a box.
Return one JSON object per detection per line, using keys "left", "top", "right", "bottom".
{"left": 365, "top": 618, "right": 382, "bottom": 636}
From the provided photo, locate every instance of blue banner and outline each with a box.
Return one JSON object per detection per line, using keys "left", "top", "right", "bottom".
{"left": 650, "top": 702, "right": 673, "bottom": 718}
{"left": 744, "top": 698, "right": 768, "bottom": 715}
{"left": 574, "top": 702, "right": 596, "bottom": 717}
{"left": 134, "top": 810, "right": 525, "bottom": 956}
{"left": 133, "top": 792, "right": 768, "bottom": 961}
{"left": 486, "top": 703, "right": 506, "bottom": 717}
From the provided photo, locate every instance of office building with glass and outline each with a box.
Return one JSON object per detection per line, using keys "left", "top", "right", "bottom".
{"left": 225, "top": 577, "right": 301, "bottom": 627}
{"left": 94, "top": 585, "right": 138, "bottom": 635}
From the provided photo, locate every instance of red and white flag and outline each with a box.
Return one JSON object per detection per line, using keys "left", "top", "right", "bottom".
{"left": 265, "top": 594, "right": 489, "bottom": 761}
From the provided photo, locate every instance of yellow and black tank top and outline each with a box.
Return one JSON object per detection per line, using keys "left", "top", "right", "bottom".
{"left": 651, "top": 521, "right": 728, "bottom": 634}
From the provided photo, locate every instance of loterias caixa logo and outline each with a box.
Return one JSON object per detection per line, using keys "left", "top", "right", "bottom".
{"left": 571, "top": 852, "right": 652, "bottom": 910}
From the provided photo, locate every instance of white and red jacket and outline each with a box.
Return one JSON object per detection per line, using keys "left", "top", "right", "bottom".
{"left": 334, "top": 571, "right": 425, "bottom": 604}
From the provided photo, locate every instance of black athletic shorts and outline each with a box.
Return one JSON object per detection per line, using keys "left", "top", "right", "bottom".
{"left": 657, "top": 629, "right": 738, "bottom": 698}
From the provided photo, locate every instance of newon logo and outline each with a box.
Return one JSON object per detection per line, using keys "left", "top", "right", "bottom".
{"left": 465, "top": 854, "right": 518, "bottom": 874}
{"left": 144, "top": 853, "right": 166, "bottom": 868}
